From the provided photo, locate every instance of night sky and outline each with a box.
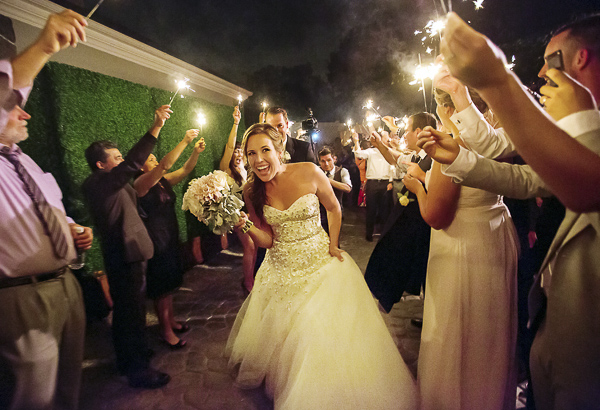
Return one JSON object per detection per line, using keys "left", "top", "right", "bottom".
{"left": 51, "top": 0, "right": 600, "bottom": 122}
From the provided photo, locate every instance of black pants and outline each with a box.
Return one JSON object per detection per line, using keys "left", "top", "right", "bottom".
{"left": 365, "top": 179, "right": 389, "bottom": 237}
{"left": 104, "top": 259, "right": 150, "bottom": 374}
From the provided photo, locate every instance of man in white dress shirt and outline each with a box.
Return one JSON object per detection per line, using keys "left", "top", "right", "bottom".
{"left": 352, "top": 131, "right": 393, "bottom": 241}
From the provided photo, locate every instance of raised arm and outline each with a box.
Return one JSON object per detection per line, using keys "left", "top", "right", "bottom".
{"left": 219, "top": 106, "right": 242, "bottom": 172}
{"left": 164, "top": 137, "right": 206, "bottom": 186}
{"left": 134, "top": 127, "right": 197, "bottom": 197}
{"left": 370, "top": 131, "right": 399, "bottom": 166}
{"left": 11, "top": 10, "right": 87, "bottom": 90}
{"left": 441, "top": 12, "right": 600, "bottom": 212}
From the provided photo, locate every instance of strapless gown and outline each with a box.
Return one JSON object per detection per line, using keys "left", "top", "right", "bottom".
{"left": 225, "top": 193, "right": 418, "bottom": 410}
{"left": 418, "top": 184, "right": 519, "bottom": 410}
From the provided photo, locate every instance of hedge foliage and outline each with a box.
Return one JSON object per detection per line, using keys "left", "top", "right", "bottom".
{"left": 21, "top": 62, "right": 245, "bottom": 274}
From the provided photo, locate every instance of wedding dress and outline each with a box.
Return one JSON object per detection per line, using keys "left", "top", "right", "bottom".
{"left": 226, "top": 193, "right": 417, "bottom": 410}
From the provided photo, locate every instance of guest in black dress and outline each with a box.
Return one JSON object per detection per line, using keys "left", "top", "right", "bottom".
{"left": 134, "top": 129, "right": 206, "bottom": 348}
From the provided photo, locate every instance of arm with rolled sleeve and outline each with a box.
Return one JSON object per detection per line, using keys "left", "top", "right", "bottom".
{"left": 442, "top": 109, "right": 600, "bottom": 200}
{"left": 451, "top": 103, "right": 516, "bottom": 159}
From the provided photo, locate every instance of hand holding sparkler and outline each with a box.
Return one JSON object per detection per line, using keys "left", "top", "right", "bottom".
{"left": 441, "top": 13, "right": 510, "bottom": 92}
{"left": 11, "top": 10, "right": 87, "bottom": 90}
{"left": 194, "top": 137, "right": 206, "bottom": 154}
{"left": 416, "top": 126, "right": 460, "bottom": 165}
{"left": 233, "top": 106, "right": 242, "bottom": 125}
{"left": 36, "top": 10, "right": 87, "bottom": 55}
{"left": 149, "top": 105, "right": 172, "bottom": 137}
{"left": 183, "top": 129, "right": 200, "bottom": 144}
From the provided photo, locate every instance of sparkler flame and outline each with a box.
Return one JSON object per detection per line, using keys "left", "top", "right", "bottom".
{"left": 197, "top": 112, "right": 207, "bottom": 127}
{"left": 473, "top": 0, "right": 484, "bottom": 10}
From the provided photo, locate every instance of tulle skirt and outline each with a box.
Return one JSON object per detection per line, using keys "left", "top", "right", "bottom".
{"left": 226, "top": 255, "right": 418, "bottom": 410}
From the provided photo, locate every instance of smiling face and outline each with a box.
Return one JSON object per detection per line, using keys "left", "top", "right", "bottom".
{"left": 232, "top": 147, "right": 244, "bottom": 167}
{"left": 97, "top": 148, "right": 124, "bottom": 171}
{"left": 142, "top": 153, "right": 158, "bottom": 173}
{"left": 245, "top": 133, "right": 283, "bottom": 182}
{"left": 266, "top": 112, "right": 289, "bottom": 140}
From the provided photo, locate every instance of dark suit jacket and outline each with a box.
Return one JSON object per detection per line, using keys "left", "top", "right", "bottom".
{"left": 82, "top": 133, "right": 156, "bottom": 265}
{"left": 381, "top": 155, "right": 433, "bottom": 236}
{"left": 286, "top": 136, "right": 315, "bottom": 163}
{"left": 364, "top": 155, "right": 433, "bottom": 312}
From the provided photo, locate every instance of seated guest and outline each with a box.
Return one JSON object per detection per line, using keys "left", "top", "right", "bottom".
{"left": 134, "top": 129, "right": 205, "bottom": 349}
{"left": 317, "top": 147, "right": 352, "bottom": 234}
{"left": 83, "top": 105, "right": 172, "bottom": 389}
{"left": 0, "top": 10, "right": 90, "bottom": 410}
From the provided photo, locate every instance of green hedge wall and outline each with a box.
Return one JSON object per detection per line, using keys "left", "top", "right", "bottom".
{"left": 21, "top": 62, "right": 245, "bottom": 274}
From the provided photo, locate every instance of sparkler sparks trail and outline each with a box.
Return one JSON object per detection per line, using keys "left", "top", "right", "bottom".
{"left": 505, "top": 55, "right": 516, "bottom": 70}
{"left": 86, "top": 0, "right": 105, "bottom": 20}
{"left": 474, "top": 0, "right": 484, "bottom": 10}
{"left": 262, "top": 101, "right": 268, "bottom": 112}
{"left": 168, "top": 78, "right": 194, "bottom": 105}
{"left": 362, "top": 99, "right": 383, "bottom": 118}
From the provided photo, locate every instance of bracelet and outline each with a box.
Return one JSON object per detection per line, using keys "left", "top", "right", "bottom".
{"left": 233, "top": 122, "right": 239, "bottom": 126}
{"left": 241, "top": 220, "right": 253, "bottom": 234}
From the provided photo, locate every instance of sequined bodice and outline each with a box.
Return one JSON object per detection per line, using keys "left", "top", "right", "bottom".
{"left": 257, "top": 194, "right": 332, "bottom": 303}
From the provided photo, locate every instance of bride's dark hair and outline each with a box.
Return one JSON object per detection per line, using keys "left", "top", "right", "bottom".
{"left": 241, "top": 123, "right": 284, "bottom": 221}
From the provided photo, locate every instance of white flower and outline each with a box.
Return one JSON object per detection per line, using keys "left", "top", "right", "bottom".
{"left": 182, "top": 170, "right": 245, "bottom": 235}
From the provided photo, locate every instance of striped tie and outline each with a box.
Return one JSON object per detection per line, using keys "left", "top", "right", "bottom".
{"left": 1, "top": 147, "right": 69, "bottom": 258}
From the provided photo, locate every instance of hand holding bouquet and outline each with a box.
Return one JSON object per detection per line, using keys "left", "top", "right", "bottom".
{"left": 182, "top": 170, "right": 244, "bottom": 235}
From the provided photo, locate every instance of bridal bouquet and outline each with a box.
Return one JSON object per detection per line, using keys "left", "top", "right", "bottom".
{"left": 182, "top": 170, "right": 244, "bottom": 235}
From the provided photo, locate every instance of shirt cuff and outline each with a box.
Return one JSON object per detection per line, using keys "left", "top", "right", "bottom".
{"left": 440, "top": 146, "right": 479, "bottom": 183}
{"left": 556, "top": 109, "right": 600, "bottom": 138}
{"left": 450, "top": 103, "right": 484, "bottom": 133}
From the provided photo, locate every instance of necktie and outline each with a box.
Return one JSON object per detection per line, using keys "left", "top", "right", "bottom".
{"left": 1, "top": 147, "right": 69, "bottom": 258}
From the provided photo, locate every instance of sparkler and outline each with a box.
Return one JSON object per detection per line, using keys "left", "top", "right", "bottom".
{"left": 262, "top": 101, "right": 269, "bottom": 113}
{"left": 505, "top": 55, "right": 516, "bottom": 71}
{"left": 362, "top": 99, "right": 382, "bottom": 118}
{"left": 473, "top": 0, "right": 484, "bottom": 10}
{"left": 86, "top": 0, "right": 105, "bottom": 20}
{"left": 419, "top": 54, "right": 428, "bottom": 112}
{"left": 168, "top": 79, "right": 194, "bottom": 106}
{"left": 196, "top": 111, "right": 207, "bottom": 134}
{"left": 237, "top": 94, "right": 244, "bottom": 108}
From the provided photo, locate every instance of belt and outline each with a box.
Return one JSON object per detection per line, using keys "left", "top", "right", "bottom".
{"left": 0, "top": 266, "right": 68, "bottom": 289}
{"left": 368, "top": 179, "right": 390, "bottom": 182}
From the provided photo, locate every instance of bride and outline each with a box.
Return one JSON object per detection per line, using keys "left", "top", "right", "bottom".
{"left": 225, "top": 123, "right": 417, "bottom": 410}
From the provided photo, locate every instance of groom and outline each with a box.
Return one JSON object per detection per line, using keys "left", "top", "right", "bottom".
{"left": 364, "top": 112, "right": 436, "bottom": 313}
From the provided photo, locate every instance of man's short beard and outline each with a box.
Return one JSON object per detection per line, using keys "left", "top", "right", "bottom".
{"left": 0, "top": 129, "right": 28, "bottom": 146}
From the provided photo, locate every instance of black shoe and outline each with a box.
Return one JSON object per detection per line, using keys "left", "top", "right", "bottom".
{"left": 173, "top": 322, "right": 190, "bottom": 334}
{"left": 128, "top": 368, "right": 171, "bottom": 389}
{"left": 161, "top": 337, "right": 187, "bottom": 350}
{"left": 410, "top": 318, "right": 423, "bottom": 328}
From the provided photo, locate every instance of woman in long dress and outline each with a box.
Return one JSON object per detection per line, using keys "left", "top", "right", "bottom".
{"left": 225, "top": 123, "right": 418, "bottom": 410}
{"left": 404, "top": 92, "right": 518, "bottom": 410}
